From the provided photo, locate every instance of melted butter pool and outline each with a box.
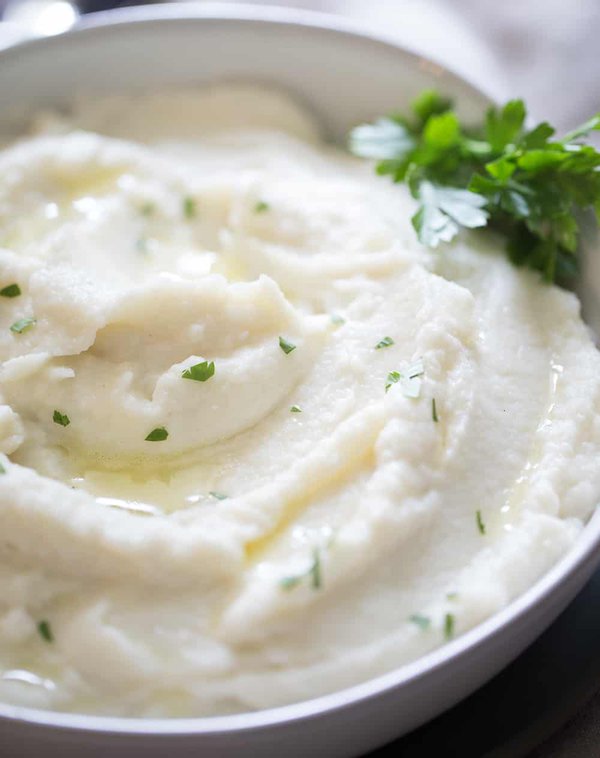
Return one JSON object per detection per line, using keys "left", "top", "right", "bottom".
{"left": 68, "top": 456, "right": 229, "bottom": 515}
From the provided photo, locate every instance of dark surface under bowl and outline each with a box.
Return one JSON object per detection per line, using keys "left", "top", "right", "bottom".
{"left": 372, "top": 567, "right": 600, "bottom": 757}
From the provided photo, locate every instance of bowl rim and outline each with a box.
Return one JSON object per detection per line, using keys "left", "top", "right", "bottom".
{"left": 0, "top": 1, "right": 599, "bottom": 738}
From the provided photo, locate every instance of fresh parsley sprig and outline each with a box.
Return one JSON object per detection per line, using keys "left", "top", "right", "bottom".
{"left": 349, "top": 90, "right": 600, "bottom": 283}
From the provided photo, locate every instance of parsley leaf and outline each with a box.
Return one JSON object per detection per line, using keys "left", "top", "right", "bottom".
{"left": 290, "top": 405, "right": 302, "bottom": 413}
{"left": 375, "top": 336, "right": 394, "bottom": 349}
{"left": 280, "top": 548, "right": 323, "bottom": 591}
{"left": 182, "top": 361, "right": 215, "bottom": 382}
{"left": 254, "top": 200, "right": 270, "bottom": 213}
{"left": 10, "top": 317, "right": 36, "bottom": 334}
{"left": 412, "top": 181, "right": 488, "bottom": 247}
{"left": 476, "top": 509, "right": 486, "bottom": 535}
{"left": 280, "top": 575, "right": 303, "bottom": 590}
{"left": 485, "top": 99, "right": 526, "bottom": 152}
{"left": 0, "top": 283, "right": 21, "bottom": 298}
{"left": 432, "top": 397, "right": 439, "bottom": 423}
{"left": 183, "top": 197, "right": 197, "bottom": 219}
{"left": 349, "top": 91, "right": 600, "bottom": 284}
{"left": 409, "top": 614, "right": 431, "bottom": 630}
{"left": 209, "top": 491, "right": 227, "bottom": 500}
{"left": 37, "top": 620, "right": 53, "bottom": 643}
{"left": 350, "top": 118, "right": 415, "bottom": 161}
{"left": 444, "top": 613, "right": 455, "bottom": 640}
{"left": 279, "top": 336, "right": 296, "bottom": 355}
{"left": 53, "top": 410, "right": 70, "bottom": 427}
{"left": 385, "top": 371, "right": 401, "bottom": 392}
{"left": 386, "top": 359, "right": 424, "bottom": 397}
{"left": 412, "top": 90, "right": 453, "bottom": 124}
{"left": 145, "top": 427, "right": 168, "bottom": 442}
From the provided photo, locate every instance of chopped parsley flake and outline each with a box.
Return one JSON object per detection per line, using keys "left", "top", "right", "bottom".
{"left": 140, "top": 202, "right": 155, "bottom": 217}
{"left": 279, "top": 336, "right": 296, "bottom": 355}
{"left": 254, "top": 200, "right": 270, "bottom": 213}
{"left": 385, "top": 359, "right": 424, "bottom": 397}
{"left": 280, "top": 548, "right": 323, "bottom": 591}
{"left": 53, "top": 410, "right": 70, "bottom": 427}
{"left": 408, "top": 364, "right": 425, "bottom": 379}
{"left": 37, "top": 620, "right": 53, "bottom": 643}
{"left": 182, "top": 360, "right": 215, "bottom": 382}
{"left": 432, "top": 397, "right": 439, "bottom": 422}
{"left": 375, "top": 336, "right": 394, "bottom": 349}
{"left": 476, "top": 509, "right": 486, "bottom": 535}
{"left": 311, "top": 548, "right": 322, "bottom": 589}
{"left": 209, "top": 491, "right": 228, "bottom": 500}
{"left": 280, "top": 574, "right": 302, "bottom": 590}
{"left": 290, "top": 405, "right": 302, "bottom": 413}
{"left": 385, "top": 371, "right": 401, "bottom": 391}
{"left": 145, "top": 427, "right": 168, "bottom": 442}
{"left": 409, "top": 614, "right": 431, "bottom": 630}
{"left": 0, "top": 283, "right": 21, "bottom": 298}
{"left": 444, "top": 613, "right": 455, "bottom": 640}
{"left": 330, "top": 313, "right": 346, "bottom": 326}
{"left": 10, "top": 317, "right": 36, "bottom": 334}
{"left": 183, "top": 197, "right": 197, "bottom": 219}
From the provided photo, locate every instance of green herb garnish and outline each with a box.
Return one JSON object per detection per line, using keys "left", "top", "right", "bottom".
{"left": 290, "top": 405, "right": 302, "bottom": 413}
{"left": 209, "top": 491, "right": 228, "bottom": 500}
{"left": 145, "top": 427, "right": 168, "bottom": 442}
{"left": 375, "top": 336, "right": 394, "bottom": 349}
{"left": 254, "top": 200, "right": 270, "bottom": 214}
{"left": 409, "top": 614, "right": 431, "bottom": 630}
{"left": 10, "top": 317, "right": 35, "bottom": 334}
{"left": 52, "top": 410, "right": 70, "bottom": 427}
{"left": 385, "top": 359, "right": 424, "bottom": 397}
{"left": 349, "top": 91, "right": 600, "bottom": 283}
{"left": 183, "top": 197, "right": 197, "bottom": 219}
{"left": 279, "top": 336, "right": 296, "bottom": 355}
{"left": 385, "top": 371, "right": 401, "bottom": 392}
{"left": 0, "top": 283, "right": 21, "bottom": 298}
{"left": 140, "top": 202, "right": 155, "bottom": 217}
{"left": 432, "top": 397, "right": 439, "bottom": 423}
{"left": 331, "top": 313, "right": 345, "bottom": 326}
{"left": 476, "top": 509, "right": 486, "bottom": 535}
{"left": 280, "top": 548, "right": 322, "bottom": 591}
{"left": 182, "top": 360, "right": 215, "bottom": 382}
{"left": 37, "top": 620, "right": 53, "bottom": 643}
{"left": 280, "top": 575, "right": 302, "bottom": 590}
{"left": 310, "top": 548, "right": 322, "bottom": 589}
{"left": 444, "top": 612, "right": 455, "bottom": 640}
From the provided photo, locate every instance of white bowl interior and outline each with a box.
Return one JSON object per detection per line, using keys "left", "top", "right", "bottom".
{"left": 0, "top": 3, "right": 493, "bottom": 139}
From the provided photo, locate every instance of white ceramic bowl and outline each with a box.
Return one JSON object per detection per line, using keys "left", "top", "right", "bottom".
{"left": 0, "top": 5, "right": 599, "bottom": 757}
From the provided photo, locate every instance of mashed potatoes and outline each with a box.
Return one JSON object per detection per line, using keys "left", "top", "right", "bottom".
{"left": 0, "top": 86, "right": 599, "bottom": 717}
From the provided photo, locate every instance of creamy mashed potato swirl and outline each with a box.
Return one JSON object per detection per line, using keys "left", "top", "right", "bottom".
{"left": 0, "top": 86, "right": 599, "bottom": 716}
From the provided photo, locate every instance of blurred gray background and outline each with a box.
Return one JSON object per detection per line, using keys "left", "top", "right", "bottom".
{"left": 3, "top": 0, "right": 599, "bottom": 132}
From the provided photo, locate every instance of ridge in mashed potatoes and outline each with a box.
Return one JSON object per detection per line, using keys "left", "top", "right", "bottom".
{"left": 0, "top": 85, "right": 599, "bottom": 717}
